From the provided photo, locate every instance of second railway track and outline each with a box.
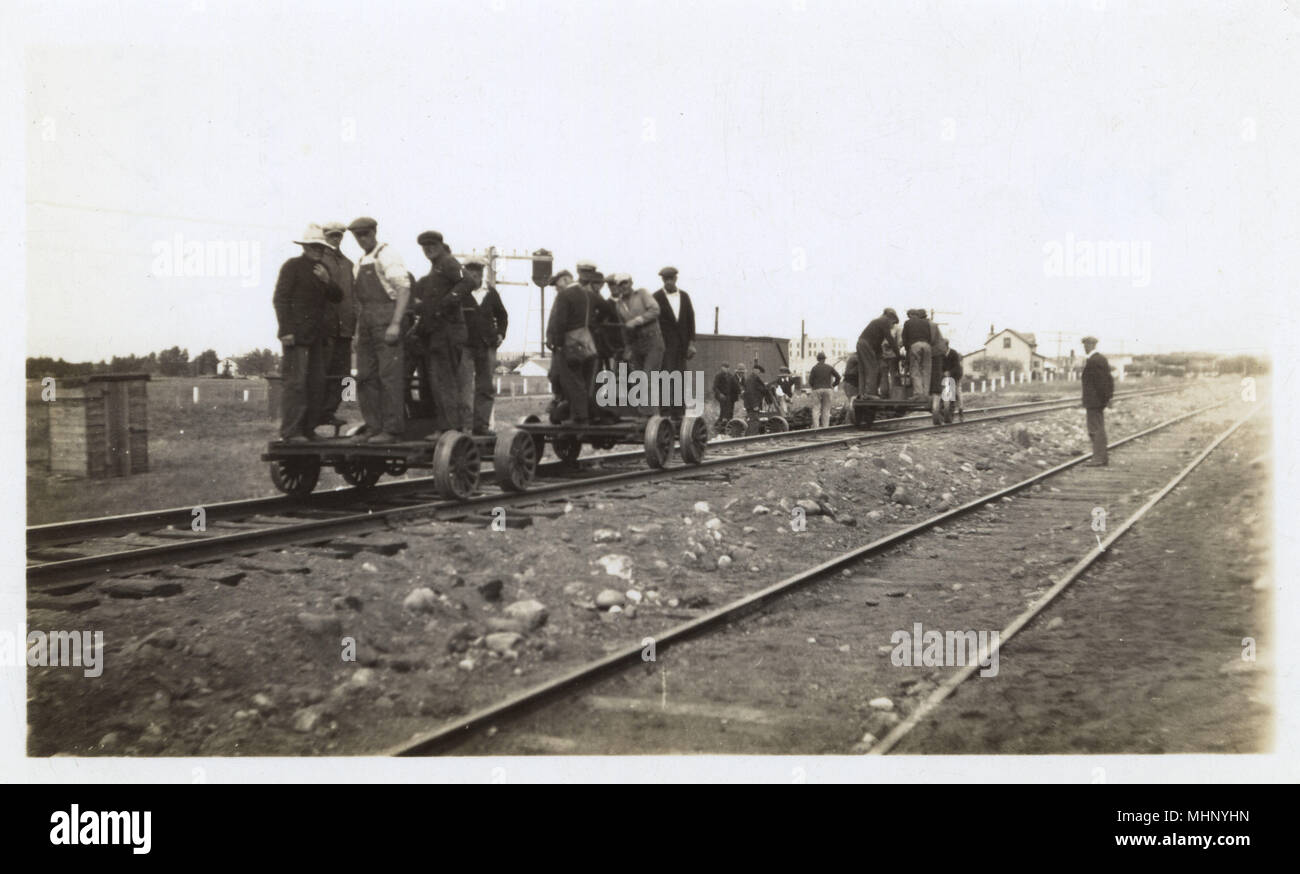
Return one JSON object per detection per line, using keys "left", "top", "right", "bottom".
{"left": 389, "top": 392, "right": 1259, "bottom": 755}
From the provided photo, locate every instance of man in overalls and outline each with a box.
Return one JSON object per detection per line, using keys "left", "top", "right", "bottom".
{"left": 346, "top": 216, "right": 411, "bottom": 444}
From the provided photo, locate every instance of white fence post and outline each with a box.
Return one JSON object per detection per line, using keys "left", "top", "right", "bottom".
{"left": 243, "top": 389, "right": 249, "bottom": 402}
{"left": 192, "top": 386, "right": 199, "bottom": 404}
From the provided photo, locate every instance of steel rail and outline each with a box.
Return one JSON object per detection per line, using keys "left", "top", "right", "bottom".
{"left": 27, "top": 384, "right": 1188, "bottom": 548}
{"left": 385, "top": 397, "right": 1233, "bottom": 755}
{"left": 27, "top": 386, "right": 1195, "bottom": 590}
{"left": 868, "top": 404, "right": 1259, "bottom": 755}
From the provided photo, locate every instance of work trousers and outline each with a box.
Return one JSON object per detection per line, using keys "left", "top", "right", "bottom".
{"left": 908, "top": 341, "right": 932, "bottom": 398}
{"left": 319, "top": 335, "right": 353, "bottom": 422}
{"left": 626, "top": 325, "right": 665, "bottom": 415}
{"left": 280, "top": 340, "right": 326, "bottom": 439}
{"left": 356, "top": 306, "right": 405, "bottom": 437}
{"left": 468, "top": 345, "right": 497, "bottom": 433}
{"left": 1086, "top": 407, "right": 1108, "bottom": 464}
{"left": 550, "top": 354, "right": 595, "bottom": 422}
{"left": 812, "top": 387, "right": 835, "bottom": 428}
{"left": 857, "top": 338, "right": 881, "bottom": 398}
{"left": 717, "top": 396, "right": 735, "bottom": 421}
{"left": 425, "top": 343, "right": 473, "bottom": 432}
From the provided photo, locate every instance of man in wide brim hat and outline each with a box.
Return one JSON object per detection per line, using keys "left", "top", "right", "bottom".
{"left": 272, "top": 224, "right": 344, "bottom": 443}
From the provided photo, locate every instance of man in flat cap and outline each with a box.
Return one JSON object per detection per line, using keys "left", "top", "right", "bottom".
{"left": 653, "top": 266, "right": 697, "bottom": 419}
{"left": 317, "top": 221, "right": 356, "bottom": 429}
{"left": 712, "top": 362, "right": 739, "bottom": 424}
{"left": 807, "top": 352, "right": 841, "bottom": 428}
{"left": 612, "top": 276, "right": 664, "bottom": 416}
{"left": 901, "top": 308, "right": 934, "bottom": 400}
{"left": 347, "top": 217, "right": 411, "bottom": 443}
{"left": 545, "top": 264, "right": 598, "bottom": 425}
{"left": 273, "top": 224, "right": 344, "bottom": 442}
{"left": 575, "top": 263, "right": 621, "bottom": 421}
{"left": 460, "top": 256, "right": 509, "bottom": 435}
{"left": 413, "top": 231, "right": 477, "bottom": 438}
{"left": 1080, "top": 336, "right": 1113, "bottom": 466}
{"left": 856, "top": 308, "right": 900, "bottom": 400}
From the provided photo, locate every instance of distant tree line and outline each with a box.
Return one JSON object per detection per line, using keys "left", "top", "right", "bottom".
{"left": 27, "top": 346, "right": 282, "bottom": 380}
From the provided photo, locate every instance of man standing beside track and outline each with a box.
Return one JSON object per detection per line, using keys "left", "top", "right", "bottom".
{"left": 346, "top": 216, "right": 410, "bottom": 444}
{"left": 1081, "top": 335, "right": 1113, "bottom": 466}
{"left": 807, "top": 351, "right": 841, "bottom": 428}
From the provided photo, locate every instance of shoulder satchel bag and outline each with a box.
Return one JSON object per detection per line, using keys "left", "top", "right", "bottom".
{"left": 563, "top": 292, "right": 598, "bottom": 364}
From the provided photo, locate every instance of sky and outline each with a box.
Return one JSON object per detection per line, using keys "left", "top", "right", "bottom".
{"left": 18, "top": 0, "right": 1300, "bottom": 362}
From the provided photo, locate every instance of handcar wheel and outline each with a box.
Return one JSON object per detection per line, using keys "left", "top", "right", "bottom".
{"left": 744, "top": 418, "right": 764, "bottom": 436}
{"left": 552, "top": 435, "right": 582, "bottom": 465}
{"left": 338, "top": 458, "right": 383, "bottom": 488}
{"left": 723, "top": 418, "right": 748, "bottom": 439}
{"left": 643, "top": 415, "right": 674, "bottom": 469}
{"left": 432, "top": 430, "right": 481, "bottom": 500}
{"left": 269, "top": 456, "right": 321, "bottom": 498}
{"left": 763, "top": 415, "right": 789, "bottom": 434}
{"left": 679, "top": 415, "right": 709, "bottom": 465}
{"left": 493, "top": 427, "right": 537, "bottom": 492}
{"left": 854, "top": 404, "right": 876, "bottom": 430}
{"left": 519, "top": 414, "right": 547, "bottom": 461}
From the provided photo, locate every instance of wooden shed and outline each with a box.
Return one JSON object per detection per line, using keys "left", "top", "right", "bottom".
{"left": 692, "top": 334, "right": 791, "bottom": 385}
{"left": 46, "top": 373, "right": 150, "bottom": 477}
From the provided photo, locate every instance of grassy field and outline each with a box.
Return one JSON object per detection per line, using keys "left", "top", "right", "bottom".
{"left": 25, "top": 373, "right": 1186, "bottom": 525}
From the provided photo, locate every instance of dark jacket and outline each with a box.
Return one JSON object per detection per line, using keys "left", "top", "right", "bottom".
{"left": 713, "top": 370, "right": 740, "bottom": 401}
{"left": 1082, "top": 352, "right": 1114, "bottom": 409}
{"left": 842, "top": 356, "right": 859, "bottom": 394}
{"left": 322, "top": 249, "right": 356, "bottom": 337}
{"left": 414, "top": 252, "right": 476, "bottom": 348}
{"left": 273, "top": 255, "right": 343, "bottom": 346}
{"left": 743, "top": 371, "right": 769, "bottom": 409}
{"left": 463, "top": 283, "right": 509, "bottom": 348}
{"left": 546, "top": 284, "right": 590, "bottom": 350}
{"left": 859, "top": 317, "right": 900, "bottom": 356}
{"left": 902, "top": 316, "right": 933, "bottom": 349}
{"left": 588, "top": 290, "right": 622, "bottom": 360}
{"left": 942, "top": 349, "right": 964, "bottom": 381}
{"left": 809, "top": 362, "right": 841, "bottom": 389}
{"left": 653, "top": 288, "right": 696, "bottom": 370}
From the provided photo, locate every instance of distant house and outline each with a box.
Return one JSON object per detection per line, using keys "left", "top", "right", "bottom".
{"left": 789, "top": 336, "right": 851, "bottom": 381}
{"left": 513, "top": 357, "right": 551, "bottom": 377}
{"left": 217, "top": 357, "right": 241, "bottom": 378}
{"left": 962, "top": 328, "right": 1048, "bottom": 378}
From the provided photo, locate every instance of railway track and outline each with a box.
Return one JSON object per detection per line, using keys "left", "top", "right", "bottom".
{"left": 384, "top": 393, "right": 1255, "bottom": 755}
{"left": 27, "top": 384, "right": 1191, "bottom": 591}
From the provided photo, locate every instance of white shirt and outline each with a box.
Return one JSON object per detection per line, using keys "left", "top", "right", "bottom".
{"left": 354, "top": 242, "right": 411, "bottom": 300}
{"left": 665, "top": 290, "right": 682, "bottom": 319}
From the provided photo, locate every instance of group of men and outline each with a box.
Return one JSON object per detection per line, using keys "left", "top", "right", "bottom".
{"left": 712, "top": 363, "right": 798, "bottom": 423}
{"left": 545, "top": 262, "right": 697, "bottom": 424}
{"left": 272, "top": 218, "right": 507, "bottom": 444}
{"left": 853, "top": 307, "right": 962, "bottom": 403}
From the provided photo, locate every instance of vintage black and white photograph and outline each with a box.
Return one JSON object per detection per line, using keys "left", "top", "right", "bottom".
{"left": 9, "top": 0, "right": 1295, "bottom": 780}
